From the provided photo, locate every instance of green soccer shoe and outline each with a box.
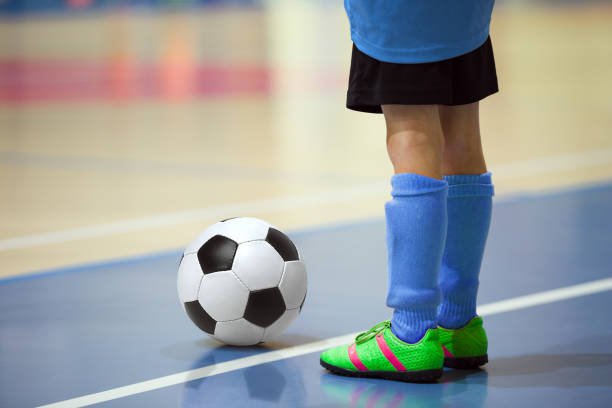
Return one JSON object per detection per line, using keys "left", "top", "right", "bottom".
{"left": 438, "top": 316, "right": 488, "bottom": 369}
{"left": 319, "top": 320, "right": 444, "bottom": 382}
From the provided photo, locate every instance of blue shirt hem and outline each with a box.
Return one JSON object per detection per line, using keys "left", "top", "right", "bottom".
{"left": 351, "top": 24, "right": 491, "bottom": 64}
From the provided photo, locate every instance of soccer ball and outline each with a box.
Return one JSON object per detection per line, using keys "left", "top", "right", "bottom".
{"left": 177, "top": 217, "right": 307, "bottom": 346}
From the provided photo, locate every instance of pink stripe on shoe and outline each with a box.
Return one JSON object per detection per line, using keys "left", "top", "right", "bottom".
{"left": 375, "top": 334, "right": 407, "bottom": 371}
{"left": 348, "top": 343, "right": 368, "bottom": 371}
{"left": 442, "top": 345, "right": 454, "bottom": 358}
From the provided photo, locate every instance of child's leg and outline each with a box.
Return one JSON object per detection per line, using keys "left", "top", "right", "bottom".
{"left": 440, "top": 102, "right": 486, "bottom": 175}
{"left": 319, "top": 105, "right": 448, "bottom": 380}
{"left": 437, "top": 102, "right": 494, "bottom": 329}
{"left": 382, "top": 104, "right": 447, "bottom": 344}
{"left": 384, "top": 105, "right": 444, "bottom": 179}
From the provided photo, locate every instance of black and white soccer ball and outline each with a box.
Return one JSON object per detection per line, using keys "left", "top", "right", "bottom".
{"left": 177, "top": 217, "right": 307, "bottom": 346}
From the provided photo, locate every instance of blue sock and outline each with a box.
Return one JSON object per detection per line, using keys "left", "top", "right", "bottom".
{"left": 385, "top": 173, "right": 448, "bottom": 344}
{"left": 437, "top": 172, "right": 494, "bottom": 329}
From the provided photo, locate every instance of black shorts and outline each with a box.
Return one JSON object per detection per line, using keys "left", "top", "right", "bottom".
{"left": 347, "top": 36, "right": 499, "bottom": 113}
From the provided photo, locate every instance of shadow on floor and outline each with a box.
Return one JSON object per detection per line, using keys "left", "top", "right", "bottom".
{"left": 486, "top": 352, "right": 612, "bottom": 388}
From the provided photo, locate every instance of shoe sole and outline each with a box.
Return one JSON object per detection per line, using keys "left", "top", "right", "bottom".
{"left": 444, "top": 354, "right": 488, "bottom": 369}
{"left": 320, "top": 359, "right": 443, "bottom": 383}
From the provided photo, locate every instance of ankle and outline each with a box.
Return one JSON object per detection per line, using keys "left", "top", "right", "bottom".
{"left": 390, "top": 308, "right": 437, "bottom": 343}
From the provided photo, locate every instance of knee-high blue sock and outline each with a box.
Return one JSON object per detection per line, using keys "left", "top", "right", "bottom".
{"left": 385, "top": 173, "right": 448, "bottom": 344}
{"left": 437, "top": 172, "right": 494, "bottom": 329}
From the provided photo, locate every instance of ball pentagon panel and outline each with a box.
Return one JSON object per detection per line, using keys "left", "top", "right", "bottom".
{"left": 244, "top": 287, "right": 286, "bottom": 328}
{"left": 184, "top": 300, "right": 216, "bottom": 335}
{"left": 265, "top": 227, "right": 300, "bottom": 262}
{"left": 197, "top": 235, "right": 238, "bottom": 274}
{"left": 183, "top": 222, "right": 227, "bottom": 255}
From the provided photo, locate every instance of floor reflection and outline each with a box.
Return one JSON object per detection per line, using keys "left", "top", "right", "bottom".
{"left": 320, "top": 368, "right": 488, "bottom": 408}
{"left": 181, "top": 348, "right": 306, "bottom": 407}
{"left": 486, "top": 353, "right": 612, "bottom": 388}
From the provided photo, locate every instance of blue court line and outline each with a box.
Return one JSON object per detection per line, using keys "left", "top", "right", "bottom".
{"left": 0, "top": 248, "right": 182, "bottom": 286}
{"left": 1, "top": 179, "right": 610, "bottom": 286}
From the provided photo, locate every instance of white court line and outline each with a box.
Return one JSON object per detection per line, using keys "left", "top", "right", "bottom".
{"left": 2, "top": 148, "right": 612, "bottom": 252}
{"left": 0, "top": 182, "right": 387, "bottom": 251}
{"left": 38, "top": 276, "right": 612, "bottom": 408}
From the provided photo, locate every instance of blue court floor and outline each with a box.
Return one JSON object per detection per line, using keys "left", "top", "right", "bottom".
{"left": 1, "top": 183, "right": 612, "bottom": 408}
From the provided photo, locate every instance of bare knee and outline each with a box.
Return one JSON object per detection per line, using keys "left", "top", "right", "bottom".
{"left": 439, "top": 103, "right": 487, "bottom": 175}
{"left": 382, "top": 105, "right": 444, "bottom": 179}
{"left": 387, "top": 129, "right": 441, "bottom": 151}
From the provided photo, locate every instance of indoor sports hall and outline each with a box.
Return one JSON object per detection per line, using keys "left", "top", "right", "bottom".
{"left": 1, "top": 0, "right": 611, "bottom": 407}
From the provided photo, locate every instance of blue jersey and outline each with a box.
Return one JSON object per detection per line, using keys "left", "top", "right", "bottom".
{"left": 344, "top": 0, "right": 495, "bottom": 63}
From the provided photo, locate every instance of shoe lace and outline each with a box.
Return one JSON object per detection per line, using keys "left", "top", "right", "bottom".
{"left": 355, "top": 320, "right": 390, "bottom": 345}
